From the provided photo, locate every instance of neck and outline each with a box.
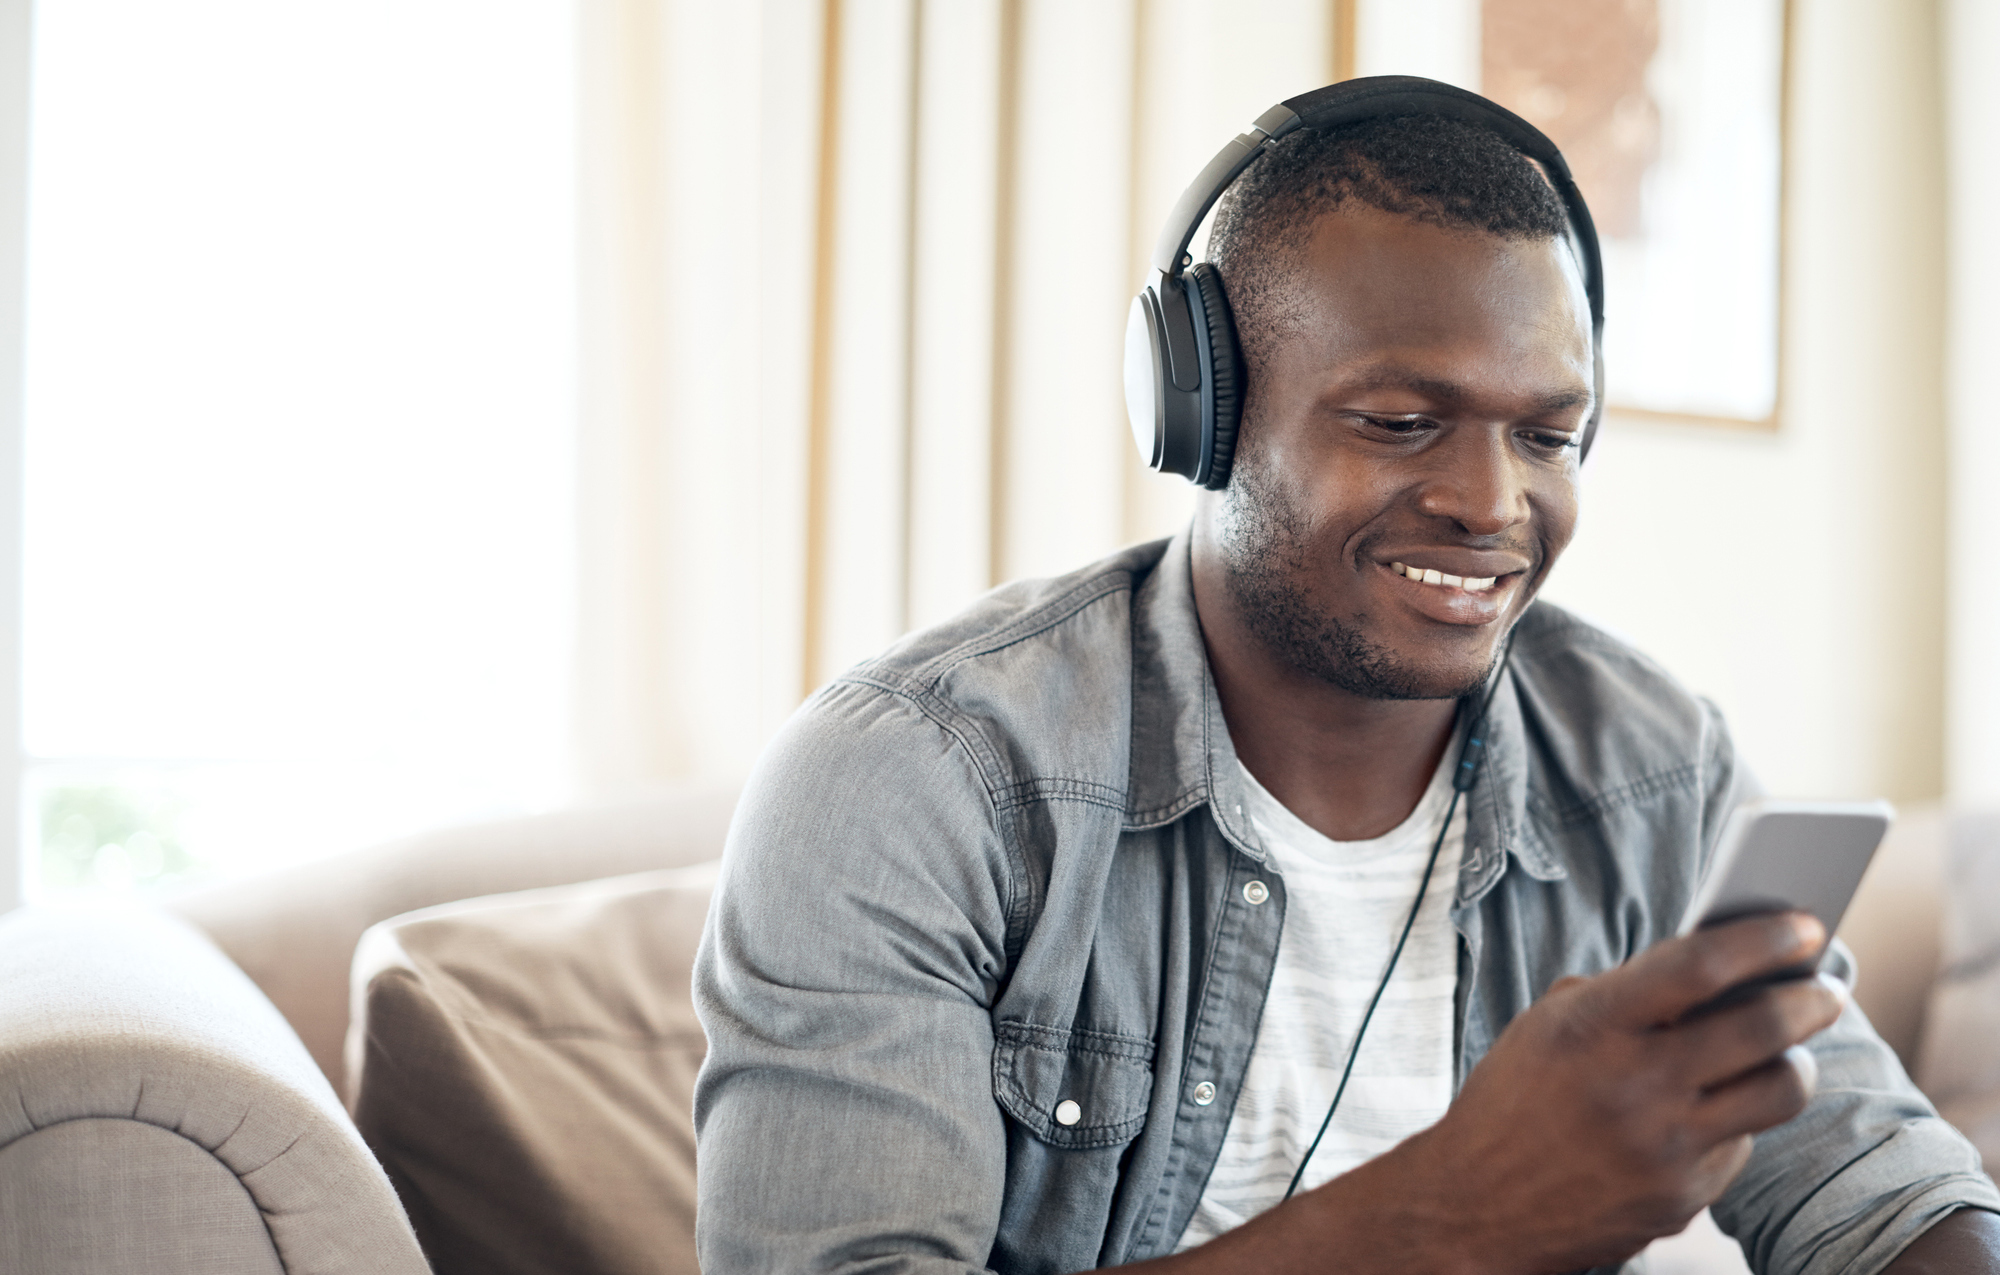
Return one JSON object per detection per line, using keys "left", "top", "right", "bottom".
{"left": 1193, "top": 559, "right": 1463, "bottom": 845}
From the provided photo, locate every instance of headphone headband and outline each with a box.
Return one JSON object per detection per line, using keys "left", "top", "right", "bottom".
{"left": 1153, "top": 76, "right": 1603, "bottom": 334}
{"left": 1128, "top": 75, "right": 1608, "bottom": 487}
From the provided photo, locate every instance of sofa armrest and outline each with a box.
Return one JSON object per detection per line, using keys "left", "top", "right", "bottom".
{"left": 0, "top": 906, "right": 428, "bottom": 1275}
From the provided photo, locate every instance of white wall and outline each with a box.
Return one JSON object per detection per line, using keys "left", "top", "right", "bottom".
{"left": 1353, "top": 0, "right": 1480, "bottom": 88}
{"left": 1944, "top": 0, "right": 2000, "bottom": 806}
{"left": 1544, "top": 0, "right": 1948, "bottom": 803}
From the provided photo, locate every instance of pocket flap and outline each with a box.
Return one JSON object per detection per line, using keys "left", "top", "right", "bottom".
{"left": 992, "top": 1021, "right": 1156, "bottom": 1149}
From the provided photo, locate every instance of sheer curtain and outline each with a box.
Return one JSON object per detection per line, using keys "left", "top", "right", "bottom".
{"left": 18, "top": 1, "right": 577, "bottom": 900}
{"left": 572, "top": 0, "right": 1338, "bottom": 794}
{"left": 1944, "top": 0, "right": 2000, "bottom": 806}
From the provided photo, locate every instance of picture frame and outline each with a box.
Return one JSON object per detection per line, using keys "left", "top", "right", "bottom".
{"left": 1340, "top": 0, "right": 1790, "bottom": 429}
{"left": 1482, "top": 0, "right": 1789, "bottom": 428}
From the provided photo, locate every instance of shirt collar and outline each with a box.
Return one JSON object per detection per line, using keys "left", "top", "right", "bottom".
{"left": 1121, "top": 530, "right": 1262, "bottom": 856}
{"left": 1458, "top": 659, "right": 1569, "bottom": 902}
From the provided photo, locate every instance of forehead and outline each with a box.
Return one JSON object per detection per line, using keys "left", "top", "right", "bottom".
{"left": 1271, "top": 205, "right": 1593, "bottom": 397}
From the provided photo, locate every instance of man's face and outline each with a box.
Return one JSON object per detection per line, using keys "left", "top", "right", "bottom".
{"left": 1207, "top": 204, "right": 1593, "bottom": 701}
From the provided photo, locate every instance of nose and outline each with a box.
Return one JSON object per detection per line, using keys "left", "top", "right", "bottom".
{"left": 1414, "top": 426, "right": 1533, "bottom": 537}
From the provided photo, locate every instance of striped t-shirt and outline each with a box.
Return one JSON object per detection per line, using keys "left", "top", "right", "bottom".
{"left": 1176, "top": 752, "right": 1464, "bottom": 1250}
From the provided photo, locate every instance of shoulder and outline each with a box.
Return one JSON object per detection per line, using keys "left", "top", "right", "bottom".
{"left": 1505, "top": 600, "right": 1735, "bottom": 803}
{"left": 786, "top": 539, "right": 1172, "bottom": 795}
{"left": 853, "top": 539, "right": 1169, "bottom": 700}
{"left": 1507, "top": 600, "right": 1711, "bottom": 725}
{"left": 718, "top": 541, "right": 1173, "bottom": 953}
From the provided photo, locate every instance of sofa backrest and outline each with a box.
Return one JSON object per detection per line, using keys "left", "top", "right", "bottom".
{"left": 168, "top": 777, "right": 742, "bottom": 1095}
{"left": 163, "top": 774, "right": 1954, "bottom": 1095}
{"left": 1842, "top": 804, "right": 1949, "bottom": 1069}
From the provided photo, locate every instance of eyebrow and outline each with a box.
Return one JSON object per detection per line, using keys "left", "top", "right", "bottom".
{"left": 1338, "top": 366, "right": 1593, "bottom": 416}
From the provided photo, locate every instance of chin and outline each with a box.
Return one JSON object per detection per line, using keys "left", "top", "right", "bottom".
{"left": 1236, "top": 580, "right": 1501, "bottom": 701}
{"left": 1324, "top": 648, "right": 1498, "bottom": 702}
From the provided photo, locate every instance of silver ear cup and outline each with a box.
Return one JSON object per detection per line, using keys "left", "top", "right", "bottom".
{"left": 1128, "top": 278, "right": 1208, "bottom": 481}
{"left": 1124, "top": 292, "right": 1165, "bottom": 468}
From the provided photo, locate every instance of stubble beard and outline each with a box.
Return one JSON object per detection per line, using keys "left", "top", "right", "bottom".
{"left": 1216, "top": 456, "right": 1498, "bottom": 702}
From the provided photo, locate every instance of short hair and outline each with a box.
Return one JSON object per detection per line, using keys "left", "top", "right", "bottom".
{"left": 1207, "top": 113, "right": 1571, "bottom": 374}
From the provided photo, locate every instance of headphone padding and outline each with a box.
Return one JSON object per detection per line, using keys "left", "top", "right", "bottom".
{"left": 1191, "top": 263, "right": 1244, "bottom": 490}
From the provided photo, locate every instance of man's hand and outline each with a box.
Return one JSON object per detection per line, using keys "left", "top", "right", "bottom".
{"left": 1143, "top": 911, "right": 1845, "bottom": 1275}
{"left": 1385, "top": 910, "right": 1845, "bottom": 1272}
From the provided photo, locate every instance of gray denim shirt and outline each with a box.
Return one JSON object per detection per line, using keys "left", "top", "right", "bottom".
{"left": 693, "top": 533, "right": 1998, "bottom": 1275}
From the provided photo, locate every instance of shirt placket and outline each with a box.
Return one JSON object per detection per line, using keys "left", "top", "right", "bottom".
{"left": 1131, "top": 808, "right": 1287, "bottom": 1256}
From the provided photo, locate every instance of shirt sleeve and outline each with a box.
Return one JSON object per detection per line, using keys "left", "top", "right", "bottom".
{"left": 1713, "top": 952, "right": 2000, "bottom": 1275}
{"left": 691, "top": 681, "right": 1014, "bottom": 1275}
{"left": 1699, "top": 703, "right": 2000, "bottom": 1273}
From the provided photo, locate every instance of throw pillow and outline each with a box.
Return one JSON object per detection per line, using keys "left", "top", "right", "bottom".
{"left": 348, "top": 861, "right": 717, "bottom": 1275}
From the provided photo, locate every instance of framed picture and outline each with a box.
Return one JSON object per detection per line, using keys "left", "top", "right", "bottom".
{"left": 1480, "top": 0, "right": 1789, "bottom": 427}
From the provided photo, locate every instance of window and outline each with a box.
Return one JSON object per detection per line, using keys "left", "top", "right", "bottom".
{"left": 23, "top": 1, "right": 576, "bottom": 898}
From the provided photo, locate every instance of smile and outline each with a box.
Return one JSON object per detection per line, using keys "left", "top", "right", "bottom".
{"left": 1390, "top": 561, "right": 1501, "bottom": 592}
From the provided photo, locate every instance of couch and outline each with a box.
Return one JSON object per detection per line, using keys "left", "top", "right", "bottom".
{"left": 0, "top": 783, "right": 1987, "bottom": 1274}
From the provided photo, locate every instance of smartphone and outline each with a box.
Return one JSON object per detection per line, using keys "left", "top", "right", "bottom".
{"left": 1675, "top": 798, "right": 1895, "bottom": 1008}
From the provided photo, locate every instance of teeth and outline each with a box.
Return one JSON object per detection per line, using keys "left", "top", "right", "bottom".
{"left": 1392, "top": 562, "right": 1500, "bottom": 592}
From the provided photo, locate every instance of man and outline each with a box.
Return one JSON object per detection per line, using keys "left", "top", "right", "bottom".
{"left": 692, "top": 101, "right": 2000, "bottom": 1273}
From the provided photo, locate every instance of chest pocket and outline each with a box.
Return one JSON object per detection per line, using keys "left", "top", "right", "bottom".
{"left": 992, "top": 1020, "right": 1156, "bottom": 1149}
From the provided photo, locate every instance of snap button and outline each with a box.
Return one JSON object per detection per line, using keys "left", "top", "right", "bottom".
{"left": 1242, "top": 879, "right": 1269, "bottom": 905}
{"left": 1192, "top": 1080, "right": 1216, "bottom": 1106}
{"left": 1054, "top": 1099, "right": 1081, "bottom": 1126}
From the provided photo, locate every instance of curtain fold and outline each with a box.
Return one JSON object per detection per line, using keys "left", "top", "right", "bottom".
{"left": 575, "top": 0, "right": 1335, "bottom": 793}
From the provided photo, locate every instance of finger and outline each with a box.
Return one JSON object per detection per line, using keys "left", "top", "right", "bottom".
{"left": 1691, "top": 1132, "right": 1756, "bottom": 1196}
{"left": 1659, "top": 1133, "right": 1758, "bottom": 1219}
{"left": 1690, "top": 1045, "right": 1819, "bottom": 1139}
{"left": 1672, "top": 974, "right": 1846, "bottom": 1089}
{"left": 1602, "top": 912, "right": 1825, "bottom": 1029}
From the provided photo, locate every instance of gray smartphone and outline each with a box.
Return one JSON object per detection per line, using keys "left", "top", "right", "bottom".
{"left": 1674, "top": 798, "right": 1895, "bottom": 1008}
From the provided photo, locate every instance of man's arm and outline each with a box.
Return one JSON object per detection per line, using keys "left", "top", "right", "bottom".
{"left": 1130, "top": 911, "right": 1846, "bottom": 1275}
{"left": 1885, "top": 1209, "right": 2000, "bottom": 1273}
{"left": 1135, "top": 914, "right": 2000, "bottom": 1275}
{"left": 1709, "top": 933, "right": 2000, "bottom": 1274}
{"left": 692, "top": 688, "right": 1015, "bottom": 1274}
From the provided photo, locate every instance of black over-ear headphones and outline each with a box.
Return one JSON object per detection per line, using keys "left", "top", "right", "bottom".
{"left": 1123, "top": 75, "right": 1607, "bottom": 490}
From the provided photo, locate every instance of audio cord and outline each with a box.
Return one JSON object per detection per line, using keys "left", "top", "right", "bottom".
{"left": 1279, "top": 648, "right": 1511, "bottom": 1202}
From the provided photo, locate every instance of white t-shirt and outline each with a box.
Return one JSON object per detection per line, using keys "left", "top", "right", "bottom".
{"left": 1175, "top": 751, "right": 1466, "bottom": 1250}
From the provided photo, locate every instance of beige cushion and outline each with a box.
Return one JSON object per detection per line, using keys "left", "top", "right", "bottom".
{"left": 347, "top": 862, "right": 717, "bottom": 1275}
{"left": 172, "top": 778, "right": 740, "bottom": 1094}
{"left": 1917, "top": 812, "right": 2000, "bottom": 1169}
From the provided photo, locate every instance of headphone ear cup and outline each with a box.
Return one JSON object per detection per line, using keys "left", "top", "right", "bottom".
{"left": 1189, "top": 263, "right": 1244, "bottom": 490}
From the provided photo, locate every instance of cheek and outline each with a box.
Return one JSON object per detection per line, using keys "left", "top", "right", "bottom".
{"left": 1246, "top": 426, "right": 1384, "bottom": 544}
{"left": 1244, "top": 464, "right": 1364, "bottom": 568}
{"left": 1537, "top": 473, "right": 1582, "bottom": 556}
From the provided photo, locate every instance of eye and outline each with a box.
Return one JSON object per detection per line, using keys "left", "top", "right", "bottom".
{"left": 1518, "top": 427, "right": 1579, "bottom": 453}
{"left": 1354, "top": 413, "right": 1435, "bottom": 438}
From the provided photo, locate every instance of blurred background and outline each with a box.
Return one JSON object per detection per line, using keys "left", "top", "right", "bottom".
{"left": 1, "top": 0, "right": 1994, "bottom": 905}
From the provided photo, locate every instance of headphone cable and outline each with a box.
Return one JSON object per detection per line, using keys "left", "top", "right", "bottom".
{"left": 1280, "top": 648, "right": 1511, "bottom": 1202}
